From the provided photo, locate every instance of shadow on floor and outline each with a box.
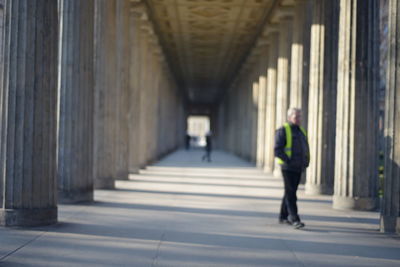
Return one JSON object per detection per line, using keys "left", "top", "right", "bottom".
{"left": 111, "top": 187, "right": 332, "bottom": 204}
{"left": 45, "top": 221, "right": 400, "bottom": 262}
{"left": 69, "top": 200, "right": 378, "bottom": 226}
{"left": 123, "top": 178, "right": 284, "bottom": 190}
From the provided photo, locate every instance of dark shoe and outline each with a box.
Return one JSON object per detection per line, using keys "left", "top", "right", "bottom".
{"left": 293, "top": 221, "right": 305, "bottom": 229}
{"left": 279, "top": 219, "right": 292, "bottom": 225}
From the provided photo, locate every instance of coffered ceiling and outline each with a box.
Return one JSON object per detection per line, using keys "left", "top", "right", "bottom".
{"left": 145, "top": 0, "right": 277, "bottom": 104}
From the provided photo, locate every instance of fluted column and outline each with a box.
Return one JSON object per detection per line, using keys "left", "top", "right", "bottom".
{"left": 290, "top": 0, "right": 311, "bottom": 130}
{"left": 141, "top": 25, "right": 156, "bottom": 165}
{"left": 149, "top": 42, "right": 161, "bottom": 163}
{"left": 236, "top": 81, "right": 243, "bottom": 156}
{"left": 93, "top": 0, "right": 118, "bottom": 189}
{"left": 58, "top": 0, "right": 95, "bottom": 203}
{"left": 0, "top": 0, "right": 58, "bottom": 226}
{"left": 128, "top": 7, "right": 142, "bottom": 174}
{"left": 251, "top": 69, "right": 259, "bottom": 163}
{"left": 246, "top": 73, "right": 253, "bottom": 160}
{"left": 156, "top": 63, "right": 166, "bottom": 157}
{"left": 380, "top": 0, "right": 400, "bottom": 233}
{"left": 333, "top": 0, "right": 380, "bottom": 210}
{"left": 264, "top": 33, "right": 279, "bottom": 173}
{"left": 138, "top": 20, "right": 150, "bottom": 167}
{"left": 238, "top": 77, "right": 245, "bottom": 158}
{"left": 115, "top": 0, "right": 130, "bottom": 180}
{"left": 226, "top": 88, "right": 234, "bottom": 153}
{"left": 239, "top": 85, "right": 244, "bottom": 157}
{"left": 217, "top": 103, "right": 226, "bottom": 150}
{"left": 275, "top": 18, "right": 293, "bottom": 131}
{"left": 274, "top": 18, "right": 293, "bottom": 177}
{"left": 305, "top": 0, "right": 339, "bottom": 195}
{"left": 235, "top": 86, "right": 239, "bottom": 155}
{"left": 256, "top": 47, "right": 268, "bottom": 168}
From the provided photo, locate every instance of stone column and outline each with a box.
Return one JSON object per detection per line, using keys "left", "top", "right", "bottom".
{"left": 237, "top": 78, "right": 244, "bottom": 157}
{"left": 275, "top": 18, "right": 293, "bottom": 131}
{"left": 128, "top": 6, "right": 142, "bottom": 174}
{"left": 246, "top": 73, "right": 254, "bottom": 160}
{"left": 155, "top": 62, "right": 165, "bottom": 157}
{"left": 93, "top": 0, "right": 118, "bottom": 189}
{"left": 333, "top": 0, "right": 380, "bottom": 210}
{"left": 225, "top": 89, "right": 233, "bottom": 153}
{"left": 380, "top": 0, "right": 400, "bottom": 233}
{"left": 251, "top": 69, "right": 259, "bottom": 163}
{"left": 291, "top": 1, "right": 311, "bottom": 186}
{"left": 263, "top": 33, "right": 279, "bottom": 173}
{"left": 228, "top": 91, "right": 234, "bottom": 152}
{"left": 306, "top": 0, "right": 339, "bottom": 195}
{"left": 234, "top": 84, "right": 241, "bottom": 155}
{"left": 290, "top": 0, "right": 311, "bottom": 130}
{"left": 256, "top": 47, "right": 268, "bottom": 168}
{"left": 115, "top": 0, "right": 131, "bottom": 180}
{"left": 58, "top": 0, "right": 95, "bottom": 203}
{"left": 241, "top": 76, "right": 247, "bottom": 159}
{"left": 138, "top": 21, "right": 151, "bottom": 167}
{"left": 230, "top": 94, "right": 234, "bottom": 154}
{"left": 238, "top": 78, "right": 246, "bottom": 157}
{"left": 274, "top": 18, "right": 293, "bottom": 177}
{"left": 217, "top": 103, "right": 226, "bottom": 150}
{"left": 149, "top": 42, "right": 161, "bottom": 162}
{"left": 0, "top": 0, "right": 58, "bottom": 226}
{"left": 235, "top": 81, "right": 242, "bottom": 156}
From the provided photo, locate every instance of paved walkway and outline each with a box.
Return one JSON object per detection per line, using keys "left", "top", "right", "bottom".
{"left": 1, "top": 149, "right": 400, "bottom": 266}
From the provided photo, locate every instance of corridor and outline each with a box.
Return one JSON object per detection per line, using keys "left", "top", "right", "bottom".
{"left": 1, "top": 150, "right": 399, "bottom": 267}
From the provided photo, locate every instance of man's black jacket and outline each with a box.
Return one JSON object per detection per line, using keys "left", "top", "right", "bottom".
{"left": 274, "top": 123, "right": 310, "bottom": 172}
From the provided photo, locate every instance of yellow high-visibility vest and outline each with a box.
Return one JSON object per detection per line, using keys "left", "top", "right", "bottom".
{"left": 277, "top": 123, "right": 307, "bottom": 165}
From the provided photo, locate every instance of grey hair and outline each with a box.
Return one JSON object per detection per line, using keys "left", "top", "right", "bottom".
{"left": 287, "top": 107, "right": 301, "bottom": 118}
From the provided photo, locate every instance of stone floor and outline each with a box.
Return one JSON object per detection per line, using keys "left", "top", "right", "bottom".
{"left": 1, "top": 149, "right": 400, "bottom": 266}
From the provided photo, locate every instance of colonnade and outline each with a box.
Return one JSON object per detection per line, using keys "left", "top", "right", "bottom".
{"left": 0, "top": 0, "right": 185, "bottom": 226}
{"left": 0, "top": 0, "right": 398, "bottom": 235}
{"left": 219, "top": 0, "right": 399, "bottom": 233}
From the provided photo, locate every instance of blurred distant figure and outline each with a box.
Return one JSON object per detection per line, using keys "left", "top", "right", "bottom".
{"left": 202, "top": 131, "right": 212, "bottom": 162}
{"left": 185, "top": 133, "right": 191, "bottom": 150}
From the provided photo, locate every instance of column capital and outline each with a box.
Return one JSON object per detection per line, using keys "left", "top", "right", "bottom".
{"left": 270, "top": 6, "right": 294, "bottom": 23}
{"left": 262, "top": 23, "right": 279, "bottom": 37}
{"left": 131, "top": 2, "right": 147, "bottom": 17}
{"left": 280, "top": 0, "right": 307, "bottom": 6}
{"left": 140, "top": 20, "right": 154, "bottom": 36}
{"left": 256, "top": 37, "right": 270, "bottom": 48}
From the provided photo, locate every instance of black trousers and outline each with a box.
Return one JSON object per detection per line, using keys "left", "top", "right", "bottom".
{"left": 280, "top": 169, "right": 302, "bottom": 222}
{"left": 202, "top": 149, "right": 211, "bottom": 161}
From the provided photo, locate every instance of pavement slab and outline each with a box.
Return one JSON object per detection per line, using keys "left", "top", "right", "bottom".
{"left": 1, "top": 149, "right": 399, "bottom": 266}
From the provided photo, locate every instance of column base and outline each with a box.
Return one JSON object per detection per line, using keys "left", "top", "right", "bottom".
{"left": 333, "top": 196, "right": 378, "bottom": 211}
{"left": 380, "top": 215, "right": 398, "bottom": 233}
{"left": 300, "top": 172, "right": 306, "bottom": 185}
{"left": 0, "top": 207, "right": 57, "bottom": 227}
{"left": 94, "top": 178, "right": 115, "bottom": 189}
{"left": 116, "top": 171, "right": 129, "bottom": 181}
{"left": 397, "top": 217, "right": 400, "bottom": 234}
{"left": 129, "top": 167, "right": 140, "bottom": 174}
{"left": 273, "top": 168, "right": 282, "bottom": 178}
{"left": 59, "top": 190, "right": 94, "bottom": 204}
{"left": 273, "top": 161, "right": 282, "bottom": 178}
{"left": 263, "top": 165, "right": 273, "bottom": 174}
{"left": 256, "top": 161, "right": 264, "bottom": 168}
{"left": 305, "top": 183, "right": 333, "bottom": 195}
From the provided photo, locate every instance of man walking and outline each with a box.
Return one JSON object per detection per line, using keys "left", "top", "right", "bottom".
{"left": 274, "top": 108, "right": 309, "bottom": 229}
